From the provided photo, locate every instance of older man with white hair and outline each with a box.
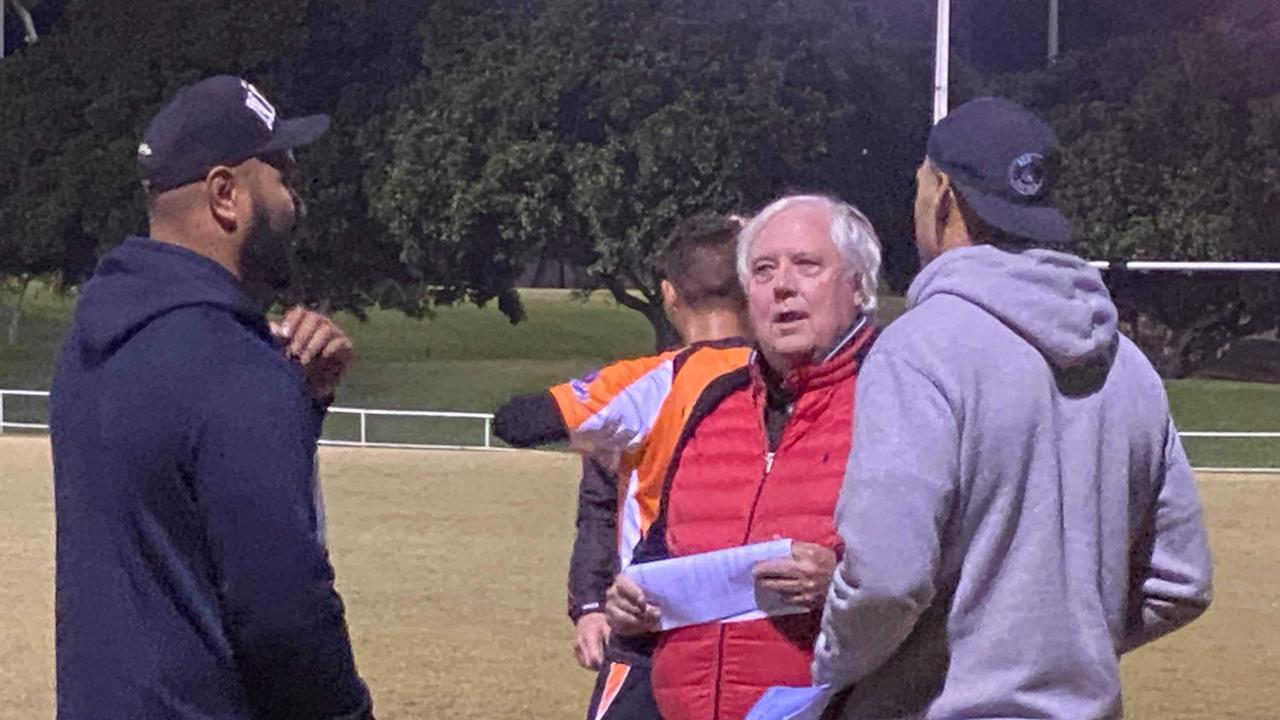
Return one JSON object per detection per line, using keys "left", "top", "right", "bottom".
{"left": 604, "top": 194, "right": 882, "bottom": 720}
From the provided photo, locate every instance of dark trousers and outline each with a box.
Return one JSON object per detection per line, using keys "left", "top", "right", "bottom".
{"left": 585, "top": 659, "right": 660, "bottom": 720}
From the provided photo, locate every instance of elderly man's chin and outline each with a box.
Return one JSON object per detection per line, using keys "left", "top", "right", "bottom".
{"left": 764, "top": 332, "right": 816, "bottom": 365}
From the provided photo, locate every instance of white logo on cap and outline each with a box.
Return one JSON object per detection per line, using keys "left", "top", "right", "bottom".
{"left": 137, "top": 143, "right": 153, "bottom": 157}
{"left": 1008, "top": 153, "right": 1046, "bottom": 198}
{"left": 241, "top": 80, "right": 277, "bottom": 131}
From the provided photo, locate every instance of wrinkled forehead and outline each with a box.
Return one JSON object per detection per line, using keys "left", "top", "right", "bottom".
{"left": 749, "top": 202, "right": 835, "bottom": 258}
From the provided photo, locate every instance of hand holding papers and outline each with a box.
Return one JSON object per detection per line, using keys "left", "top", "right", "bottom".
{"left": 622, "top": 538, "right": 808, "bottom": 631}
{"left": 752, "top": 541, "right": 840, "bottom": 610}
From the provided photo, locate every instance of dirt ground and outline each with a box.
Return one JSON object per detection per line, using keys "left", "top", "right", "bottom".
{"left": 2, "top": 437, "right": 1277, "bottom": 718}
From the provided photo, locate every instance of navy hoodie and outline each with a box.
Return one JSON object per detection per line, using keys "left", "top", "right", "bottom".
{"left": 51, "top": 237, "right": 372, "bottom": 720}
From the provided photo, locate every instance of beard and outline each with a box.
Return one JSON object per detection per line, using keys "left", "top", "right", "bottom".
{"left": 241, "top": 203, "right": 297, "bottom": 294}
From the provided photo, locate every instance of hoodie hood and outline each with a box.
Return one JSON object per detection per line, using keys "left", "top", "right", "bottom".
{"left": 908, "top": 245, "right": 1119, "bottom": 369}
{"left": 72, "top": 236, "right": 266, "bottom": 359}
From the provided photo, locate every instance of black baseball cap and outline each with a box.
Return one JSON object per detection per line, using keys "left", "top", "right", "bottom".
{"left": 927, "top": 96, "right": 1074, "bottom": 245}
{"left": 137, "top": 75, "right": 330, "bottom": 193}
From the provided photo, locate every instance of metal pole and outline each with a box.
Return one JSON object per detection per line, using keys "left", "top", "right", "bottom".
{"left": 484, "top": 417, "right": 491, "bottom": 449}
{"left": 10, "top": 0, "right": 34, "bottom": 46}
{"left": 1048, "top": 0, "right": 1061, "bottom": 63}
{"left": 359, "top": 412, "right": 367, "bottom": 446}
{"left": 0, "top": 391, "right": 6, "bottom": 435}
{"left": 1087, "top": 261, "right": 1280, "bottom": 272}
{"left": 933, "top": 0, "right": 951, "bottom": 124}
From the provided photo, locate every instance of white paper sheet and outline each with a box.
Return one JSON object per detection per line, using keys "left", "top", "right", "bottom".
{"left": 622, "top": 538, "right": 805, "bottom": 631}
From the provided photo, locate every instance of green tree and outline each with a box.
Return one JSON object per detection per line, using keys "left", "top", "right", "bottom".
{"left": 270, "top": 0, "right": 436, "bottom": 319}
{"left": 371, "top": 0, "right": 928, "bottom": 349}
{"left": 0, "top": 0, "right": 314, "bottom": 315}
{"left": 3, "top": 0, "right": 482, "bottom": 336}
{"left": 999, "top": 17, "right": 1280, "bottom": 377}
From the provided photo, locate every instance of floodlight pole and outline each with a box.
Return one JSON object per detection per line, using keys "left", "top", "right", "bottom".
{"left": 933, "top": 0, "right": 951, "bottom": 124}
{"left": 0, "top": 0, "right": 39, "bottom": 59}
{"left": 1048, "top": 0, "right": 1061, "bottom": 63}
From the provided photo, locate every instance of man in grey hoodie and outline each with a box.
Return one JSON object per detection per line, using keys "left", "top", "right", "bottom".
{"left": 812, "top": 97, "right": 1213, "bottom": 719}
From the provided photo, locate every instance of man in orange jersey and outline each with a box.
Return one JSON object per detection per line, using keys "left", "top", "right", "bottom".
{"left": 494, "top": 213, "right": 751, "bottom": 720}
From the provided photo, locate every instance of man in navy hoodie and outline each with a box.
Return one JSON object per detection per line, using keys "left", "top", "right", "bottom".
{"left": 51, "top": 76, "right": 373, "bottom": 720}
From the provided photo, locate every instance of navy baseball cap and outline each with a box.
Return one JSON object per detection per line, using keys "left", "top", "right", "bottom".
{"left": 927, "top": 97, "right": 1073, "bottom": 245}
{"left": 137, "top": 75, "right": 330, "bottom": 193}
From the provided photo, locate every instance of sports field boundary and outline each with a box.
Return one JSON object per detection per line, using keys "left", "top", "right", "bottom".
{"left": 4, "top": 388, "right": 1277, "bottom": 472}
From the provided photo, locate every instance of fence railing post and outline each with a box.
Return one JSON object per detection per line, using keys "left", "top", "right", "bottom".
{"left": 4, "top": 392, "right": 1259, "bottom": 465}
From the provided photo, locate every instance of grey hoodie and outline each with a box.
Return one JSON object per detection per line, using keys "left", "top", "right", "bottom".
{"left": 812, "top": 245, "right": 1213, "bottom": 719}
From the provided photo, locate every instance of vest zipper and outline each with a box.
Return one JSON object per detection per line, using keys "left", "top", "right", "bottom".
{"left": 717, "top": 408, "right": 785, "bottom": 716}
{"left": 712, "top": 624, "right": 728, "bottom": 719}
{"left": 747, "top": 402, "right": 791, "bottom": 542}
{"left": 715, "top": 396, "right": 793, "bottom": 715}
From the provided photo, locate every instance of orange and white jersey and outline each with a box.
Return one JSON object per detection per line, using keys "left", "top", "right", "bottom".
{"left": 549, "top": 339, "right": 751, "bottom": 569}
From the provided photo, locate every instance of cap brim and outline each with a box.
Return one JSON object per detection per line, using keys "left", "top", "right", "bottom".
{"left": 953, "top": 181, "right": 1074, "bottom": 246}
{"left": 259, "top": 113, "right": 331, "bottom": 154}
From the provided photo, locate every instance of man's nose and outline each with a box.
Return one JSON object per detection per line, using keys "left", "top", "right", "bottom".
{"left": 772, "top": 262, "right": 797, "bottom": 299}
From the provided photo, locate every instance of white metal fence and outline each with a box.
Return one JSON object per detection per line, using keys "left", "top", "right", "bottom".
{"left": 1176, "top": 432, "right": 1280, "bottom": 474}
{"left": 320, "top": 406, "right": 500, "bottom": 451}
{"left": 1086, "top": 261, "right": 1280, "bottom": 272}
{"left": 2, "top": 388, "right": 1277, "bottom": 470}
{"left": 0, "top": 389, "right": 50, "bottom": 432}
{"left": 0, "top": 389, "right": 501, "bottom": 452}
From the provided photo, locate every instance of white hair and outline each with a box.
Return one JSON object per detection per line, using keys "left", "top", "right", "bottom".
{"left": 735, "top": 194, "right": 882, "bottom": 315}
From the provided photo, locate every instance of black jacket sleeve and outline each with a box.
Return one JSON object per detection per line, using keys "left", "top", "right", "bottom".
{"left": 567, "top": 457, "right": 618, "bottom": 622}
{"left": 194, "top": 365, "right": 372, "bottom": 720}
{"left": 493, "top": 392, "right": 568, "bottom": 448}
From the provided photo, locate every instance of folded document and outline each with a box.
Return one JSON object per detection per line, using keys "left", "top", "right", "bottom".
{"left": 745, "top": 684, "right": 833, "bottom": 720}
{"left": 622, "top": 538, "right": 807, "bottom": 631}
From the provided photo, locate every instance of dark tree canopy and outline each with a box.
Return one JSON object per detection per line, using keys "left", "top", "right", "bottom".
{"left": 370, "top": 0, "right": 932, "bottom": 348}
{"left": 996, "top": 16, "right": 1280, "bottom": 376}
{"left": 0, "top": 0, "right": 1275, "bottom": 369}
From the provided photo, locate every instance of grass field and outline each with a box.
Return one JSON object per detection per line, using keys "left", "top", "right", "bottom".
{"left": 1, "top": 285, "right": 1277, "bottom": 465}
{"left": 3, "top": 437, "right": 1278, "bottom": 719}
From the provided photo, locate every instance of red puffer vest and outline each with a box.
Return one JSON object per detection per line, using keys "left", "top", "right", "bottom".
{"left": 647, "top": 324, "right": 876, "bottom": 720}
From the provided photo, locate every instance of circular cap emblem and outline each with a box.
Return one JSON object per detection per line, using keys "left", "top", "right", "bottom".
{"left": 1008, "top": 152, "right": 1047, "bottom": 198}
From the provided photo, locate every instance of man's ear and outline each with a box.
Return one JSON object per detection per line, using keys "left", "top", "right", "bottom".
{"left": 661, "top": 279, "right": 680, "bottom": 313}
{"left": 206, "top": 166, "right": 239, "bottom": 232}
{"left": 935, "top": 170, "right": 954, "bottom": 226}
